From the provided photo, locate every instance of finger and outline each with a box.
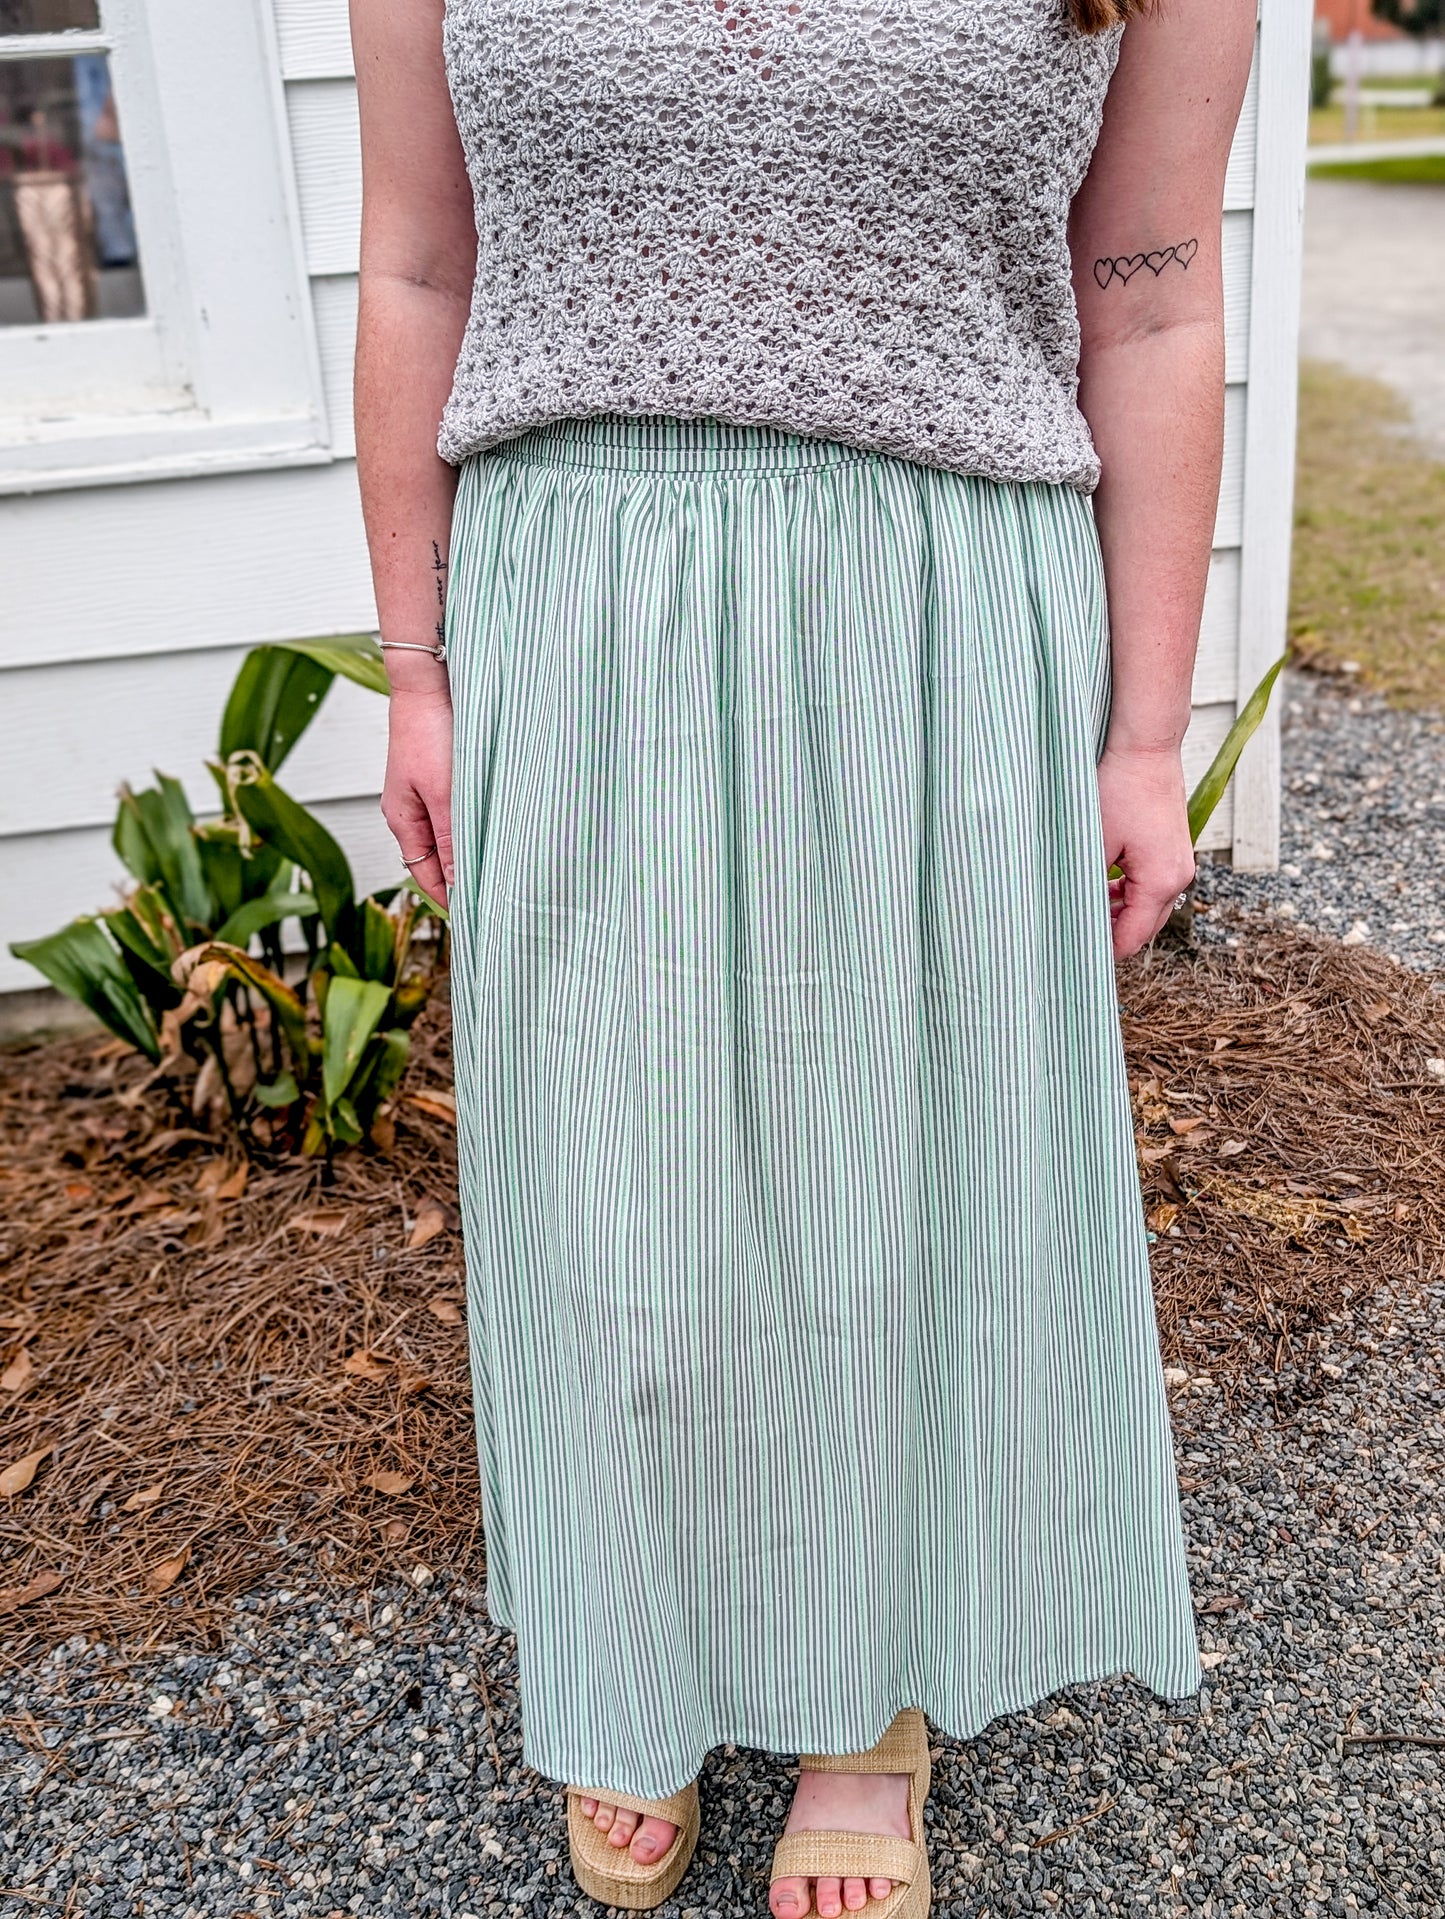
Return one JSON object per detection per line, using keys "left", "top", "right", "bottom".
{"left": 393, "top": 792, "right": 449, "bottom": 910}
{"left": 381, "top": 782, "right": 434, "bottom": 851}
{"left": 1112, "top": 891, "right": 1174, "bottom": 960}
{"left": 429, "top": 797, "right": 456, "bottom": 889}
{"left": 403, "top": 848, "right": 449, "bottom": 912}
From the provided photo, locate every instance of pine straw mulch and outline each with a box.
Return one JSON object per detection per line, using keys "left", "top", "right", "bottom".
{"left": 2, "top": 922, "right": 1443, "bottom": 1664}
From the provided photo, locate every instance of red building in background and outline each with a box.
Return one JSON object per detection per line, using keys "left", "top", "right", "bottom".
{"left": 1314, "top": 0, "right": 1405, "bottom": 38}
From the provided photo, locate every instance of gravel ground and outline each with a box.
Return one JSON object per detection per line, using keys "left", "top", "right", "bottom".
{"left": 1194, "top": 667, "right": 1445, "bottom": 974}
{"left": 6, "top": 666, "right": 1443, "bottom": 1919}
{"left": 4, "top": 1271, "right": 1444, "bottom": 1919}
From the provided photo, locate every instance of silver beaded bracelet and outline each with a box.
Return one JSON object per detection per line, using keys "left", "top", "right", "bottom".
{"left": 378, "top": 637, "right": 448, "bottom": 662}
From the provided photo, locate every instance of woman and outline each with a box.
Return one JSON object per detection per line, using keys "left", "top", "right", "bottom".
{"left": 349, "top": 1, "right": 1255, "bottom": 1912}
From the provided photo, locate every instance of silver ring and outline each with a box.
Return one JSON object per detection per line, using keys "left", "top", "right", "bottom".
{"left": 399, "top": 847, "right": 436, "bottom": 869}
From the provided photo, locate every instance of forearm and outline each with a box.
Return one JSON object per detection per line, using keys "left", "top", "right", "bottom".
{"left": 1079, "top": 315, "right": 1225, "bottom": 757}
{"left": 354, "top": 273, "right": 470, "bottom": 698}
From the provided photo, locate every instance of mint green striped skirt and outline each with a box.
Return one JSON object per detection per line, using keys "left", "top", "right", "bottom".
{"left": 445, "top": 413, "right": 1200, "bottom": 1800}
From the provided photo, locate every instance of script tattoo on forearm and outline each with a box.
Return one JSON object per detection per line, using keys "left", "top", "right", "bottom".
{"left": 1093, "top": 237, "right": 1199, "bottom": 290}
{"left": 432, "top": 539, "right": 448, "bottom": 650}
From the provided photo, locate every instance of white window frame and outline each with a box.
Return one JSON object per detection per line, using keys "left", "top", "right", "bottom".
{"left": 0, "top": 0, "right": 332, "bottom": 493}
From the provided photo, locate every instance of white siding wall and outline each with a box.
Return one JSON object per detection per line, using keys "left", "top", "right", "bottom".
{"left": 0, "top": 0, "right": 1305, "bottom": 993}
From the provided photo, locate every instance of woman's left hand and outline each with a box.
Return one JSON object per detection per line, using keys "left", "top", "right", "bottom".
{"left": 1096, "top": 742, "right": 1197, "bottom": 962}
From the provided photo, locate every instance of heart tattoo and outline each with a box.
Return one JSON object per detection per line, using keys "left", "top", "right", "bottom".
{"left": 1093, "top": 237, "right": 1199, "bottom": 290}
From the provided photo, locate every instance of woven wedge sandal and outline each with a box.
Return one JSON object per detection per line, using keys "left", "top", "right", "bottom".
{"left": 566, "top": 1779, "right": 701, "bottom": 1911}
{"left": 770, "top": 1707, "right": 932, "bottom": 1919}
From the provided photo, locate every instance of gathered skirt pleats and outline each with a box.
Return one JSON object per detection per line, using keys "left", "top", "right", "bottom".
{"left": 443, "top": 412, "right": 1200, "bottom": 1799}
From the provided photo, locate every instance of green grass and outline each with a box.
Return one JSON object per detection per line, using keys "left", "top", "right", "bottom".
{"left": 1290, "top": 361, "right": 1445, "bottom": 709}
{"left": 1310, "top": 153, "right": 1445, "bottom": 184}
{"left": 1309, "top": 102, "right": 1445, "bottom": 144}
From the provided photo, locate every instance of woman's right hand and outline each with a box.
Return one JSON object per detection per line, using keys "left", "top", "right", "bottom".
{"left": 381, "top": 685, "right": 454, "bottom": 911}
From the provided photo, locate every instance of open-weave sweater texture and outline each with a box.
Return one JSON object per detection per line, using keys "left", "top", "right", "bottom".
{"left": 438, "top": 0, "right": 1124, "bottom": 488}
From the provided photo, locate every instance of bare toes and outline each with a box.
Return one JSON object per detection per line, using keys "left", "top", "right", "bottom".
{"left": 815, "top": 1876, "right": 844, "bottom": 1918}
{"left": 608, "top": 1807, "right": 639, "bottom": 1849}
{"left": 771, "top": 1875, "right": 812, "bottom": 1918}
{"left": 592, "top": 1801, "right": 615, "bottom": 1833}
{"left": 868, "top": 1879, "right": 893, "bottom": 1902}
{"left": 631, "top": 1816, "right": 677, "bottom": 1863}
{"left": 576, "top": 1796, "right": 597, "bottom": 1818}
{"left": 843, "top": 1879, "right": 869, "bottom": 1911}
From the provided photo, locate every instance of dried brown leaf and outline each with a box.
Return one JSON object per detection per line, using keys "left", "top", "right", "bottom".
{"left": 146, "top": 1546, "right": 190, "bottom": 1593}
{"left": 363, "top": 1470, "right": 416, "bottom": 1497}
{"left": 2, "top": 1346, "right": 35, "bottom": 1394}
{"left": 0, "top": 1569, "right": 64, "bottom": 1615}
{"left": 342, "top": 1350, "right": 391, "bottom": 1381}
{"left": 139, "top": 1128, "right": 213, "bottom": 1160}
{"left": 0, "top": 1446, "right": 51, "bottom": 1498}
{"left": 289, "top": 1209, "right": 351, "bottom": 1238}
{"left": 121, "top": 1482, "right": 166, "bottom": 1513}
{"left": 215, "top": 1163, "right": 249, "bottom": 1201}
{"left": 406, "top": 1089, "right": 457, "bottom": 1125}
{"left": 408, "top": 1200, "right": 448, "bottom": 1250}
{"left": 426, "top": 1295, "right": 464, "bottom": 1325}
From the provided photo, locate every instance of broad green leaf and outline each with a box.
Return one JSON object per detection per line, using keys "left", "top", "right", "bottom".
{"left": 255, "top": 1071, "right": 300, "bottom": 1109}
{"left": 220, "top": 648, "right": 335, "bottom": 775}
{"left": 108, "top": 887, "right": 185, "bottom": 1013}
{"left": 371, "top": 1028, "right": 411, "bottom": 1105}
{"left": 321, "top": 976, "right": 393, "bottom": 1108}
{"left": 113, "top": 786, "right": 161, "bottom": 889}
{"left": 342, "top": 1023, "right": 408, "bottom": 1118}
{"left": 10, "top": 918, "right": 160, "bottom": 1061}
{"left": 392, "top": 970, "right": 432, "bottom": 1026}
{"left": 224, "top": 751, "right": 357, "bottom": 950}
{"left": 113, "top": 776, "right": 212, "bottom": 930}
{"left": 1187, "top": 652, "right": 1288, "bottom": 846}
{"left": 194, "top": 826, "right": 286, "bottom": 925}
{"left": 330, "top": 1095, "right": 364, "bottom": 1144}
{"left": 267, "top": 633, "right": 389, "bottom": 699}
{"left": 110, "top": 883, "right": 181, "bottom": 970}
{"left": 360, "top": 896, "right": 397, "bottom": 984}
{"left": 214, "top": 889, "right": 319, "bottom": 950}
{"left": 188, "top": 940, "right": 312, "bottom": 1067}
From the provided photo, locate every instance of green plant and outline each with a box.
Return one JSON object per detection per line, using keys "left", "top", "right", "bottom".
{"left": 1186, "top": 652, "right": 1288, "bottom": 848}
{"left": 1104, "top": 650, "right": 1288, "bottom": 892}
{"left": 10, "top": 635, "right": 441, "bottom": 1157}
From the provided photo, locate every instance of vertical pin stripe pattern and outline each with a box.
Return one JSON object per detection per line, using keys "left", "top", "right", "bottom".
{"left": 445, "top": 413, "right": 1201, "bottom": 1800}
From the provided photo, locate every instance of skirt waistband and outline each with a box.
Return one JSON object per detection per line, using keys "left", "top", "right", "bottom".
{"left": 482, "top": 412, "right": 875, "bottom": 475}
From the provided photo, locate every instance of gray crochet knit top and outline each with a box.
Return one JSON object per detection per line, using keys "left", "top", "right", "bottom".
{"left": 437, "top": 0, "right": 1124, "bottom": 489}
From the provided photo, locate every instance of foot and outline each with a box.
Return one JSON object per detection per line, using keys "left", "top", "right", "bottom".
{"left": 573, "top": 1793, "right": 679, "bottom": 1868}
{"left": 769, "top": 1768, "right": 912, "bottom": 1917}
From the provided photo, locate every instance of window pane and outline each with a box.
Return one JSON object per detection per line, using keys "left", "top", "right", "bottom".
{"left": 0, "top": 3, "right": 101, "bottom": 32}
{"left": 0, "top": 51, "right": 144, "bottom": 325}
